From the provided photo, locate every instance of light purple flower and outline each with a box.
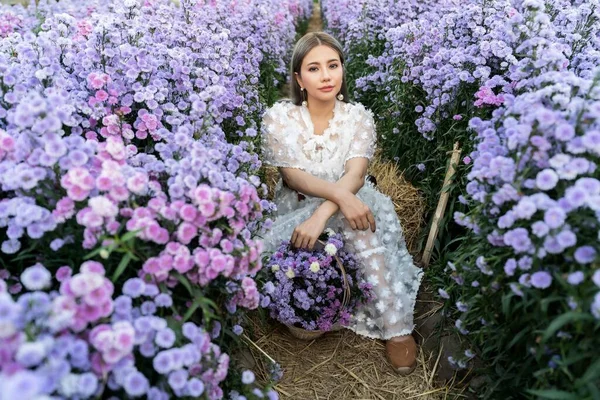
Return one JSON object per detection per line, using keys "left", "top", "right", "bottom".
{"left": 168, "top": 369, "right": 188, "bottom": 391}
{"left": 530, "top": 271, "right": 552, "bottom": 289}
{"left": 574, "top": 246, "right": 596, "bottom": 264}
{"left": 567, "top": 271, "right": 584, "bottom": 286}
{"left": 20, "top": 263, "right": 51, "bottom": 291}
{"left": 123, "top": 371, "right": 149, "bottom": 397}
{"left": 242, "top": 370, "right": 255, "bottom": 384}
{"left": 155, "top": 328, "right": 176, "bottom": 348}
{"left": 232, "top": 325, "right": 244, "bottom": 336}
{"left": 123, "top": 278, "right": 146, "bottom": 298}
{"left": 187, "top": 378, "right": 205, "bottom": 397}
{"left": 544, "top": 207, "right": 566, "bottom": 229}
{"left": 536, "top": 169, "right": 559, "bottom": 191}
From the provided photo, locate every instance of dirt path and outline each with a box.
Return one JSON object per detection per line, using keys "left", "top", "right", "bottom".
{"left": 307, "top": 0, "right": 323, "bottom": 32}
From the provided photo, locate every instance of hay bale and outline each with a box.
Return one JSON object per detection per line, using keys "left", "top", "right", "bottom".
{"left": 260, "top": 154, "right": 425, "bottom": 252}
{"left": 244, "top": 315, "right": 454, "bottom": 400}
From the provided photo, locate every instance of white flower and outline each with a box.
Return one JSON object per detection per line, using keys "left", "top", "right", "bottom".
{"left": 324, "top": 244, "right": 337, "bottom": 255}
{"left": 89, "top": 195, "right": 118, "bottom": 218}
{"left": 285, "top": 269, "right": 295, "bottom": 279}
{"left": 20, "top": 264, "right": 51, "bottom": 291}
{"left": 324, "top": 228, "right": 336, "bottom": 237}
{"left": 271, "top": 264, "right": 280, "bottom": 272}
{"left": 309, "top": 262, "right": 320, "bottom": 273}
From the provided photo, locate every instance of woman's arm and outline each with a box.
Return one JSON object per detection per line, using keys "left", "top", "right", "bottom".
{"left": 288, "top": 158, "right": 376, "bottom": 249}
{"left": 310, "top": 157, "right": 368, "bottom": 217}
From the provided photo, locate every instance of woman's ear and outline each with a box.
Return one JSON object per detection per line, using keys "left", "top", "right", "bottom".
{"left": 294, "top": 72, "right": 303, "bottom": 88}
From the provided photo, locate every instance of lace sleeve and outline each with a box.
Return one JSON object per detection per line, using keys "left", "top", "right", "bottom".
{"left": 260, "top": 103, "right": 305, "bottom": 170}
{"left": 345, "top": 105, "right": 377, "bottom": 163}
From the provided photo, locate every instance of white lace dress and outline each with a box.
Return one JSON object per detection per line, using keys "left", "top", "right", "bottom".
{"left": 260, "top": 99, "right": 423, "bottom": 340}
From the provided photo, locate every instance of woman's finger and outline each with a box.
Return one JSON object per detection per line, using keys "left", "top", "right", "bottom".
{"left": 367, "top": 211, "right": 376, "bottom": 232}
{"left": 349, "top": 219, "right": 358, "bottom": 230}
{"left": 361, "top": 216, "right": 370, "bottom": 231}
{"left": 300, "top": 236, "right": 310, "bottom": 250}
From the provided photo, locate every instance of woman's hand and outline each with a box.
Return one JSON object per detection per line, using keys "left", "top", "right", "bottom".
{"left": 335, "top": 189, "right": 376, "bottom": 232}
{"left": 291, "top": 214, "right": 327, "bottom": 250}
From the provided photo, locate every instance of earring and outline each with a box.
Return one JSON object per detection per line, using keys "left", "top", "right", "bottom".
{"left": 301, "top": 88, "right": 308, "bottom": 107}
{"left": 337, "top": 93, "right": 344, "bottom": 101}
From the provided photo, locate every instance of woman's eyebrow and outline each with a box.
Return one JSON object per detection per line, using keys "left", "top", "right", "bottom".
{"left": 306, "top": 59, "right": 339, "bottom": 66}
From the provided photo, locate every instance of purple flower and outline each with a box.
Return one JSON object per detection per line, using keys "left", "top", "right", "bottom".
{"left": 544, "top": 207, "right": 566, "bottom": 229}
{"left": 536, "top": 169, "right": 559, "bottom": 190}
{"left": 438, "top": 288, "right": 450, "bottom": 299}
{"left": 123, "top": 371, "right": 149, "bottom": 397}
{"left": 168, "top": 369, "right": 188, "bottom": 391}
{"left": 593, "top": 270, "right": 600, "bottom": 288}
{"left": 530, "top": 271, "right": 552, "bottom": 289}
{"left": 574, "top": 246, "right": 596, "bottom": 264}
{"left": 592, "top": 293, "right": 600, "bottom": 319}
{"left": 504, "top": 259, "right": 517, "bottom": 277}
{"left": 123, "top": 278, "right": 146, "bottom": 298}
{"left": 153, "top": 351, "right": 173, "bottom": 374}
{"left": 154, "top": 293, "right": 173, "bottom": 308}
{"left": 187, "top": 378, "right": 205, "bottom": 397}
{"left": 155, "top": 328, "right": 176, "bottom": 348}
{"left": 567, "top": 271, "right": 584, "bottom": 286}
{"left": 232, "top": 325, "right": 244, "bottom": 336}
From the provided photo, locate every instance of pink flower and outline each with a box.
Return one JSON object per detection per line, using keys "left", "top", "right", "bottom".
{"left": 173, "top": 255, "right": 194, "bottom": 274}
{"left": 127, "top": 173, "right": 149, "bottom": 194}
{"left": 95, "top": 90, "right": 109, "bottom": 102}
{"left": 87, "top": 72, "right": 109, "bottom": 89}
{"left": 177, "top": 222, "right": 197, "bottom": 244}
{"left": 453, "top": 114, "right": 463, "bottom": 121}
{"left": 179, "top": 204, "right": 197, "bottom": 222}
{"left": 463, "top": 156, "right": 472, "bottom": 165}
{"left": 56, "top": 266, "right": 72, "bottom": 282}
{"left": 193, "top": 185, "right": 213, "bottom": 204}
{"left": 193, "top": 249, "right": 209, "bottom": 267}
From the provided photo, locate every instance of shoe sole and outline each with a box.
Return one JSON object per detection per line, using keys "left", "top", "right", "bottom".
{"left": 393, "top": 362, "right": 417, "bottom": 376}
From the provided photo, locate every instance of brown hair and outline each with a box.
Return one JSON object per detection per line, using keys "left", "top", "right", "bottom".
{"left": 289, "top": 32, "right": 350, "bottom": 106}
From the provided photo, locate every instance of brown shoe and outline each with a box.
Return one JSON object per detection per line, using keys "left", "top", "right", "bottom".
{"left": 385, "top": 335, "right": 417, "bottom": 375}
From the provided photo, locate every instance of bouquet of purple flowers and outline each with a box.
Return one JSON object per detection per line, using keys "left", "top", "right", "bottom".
{"left": 260, "top": 229, "right": 373, "bottom": 333}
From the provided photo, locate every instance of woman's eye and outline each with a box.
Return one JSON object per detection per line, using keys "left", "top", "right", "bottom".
{"left": 309, "top": 67, "right": 317, "bottom": 72}
{"left": 330, "top": 64, "right": 338, "bottom": 69}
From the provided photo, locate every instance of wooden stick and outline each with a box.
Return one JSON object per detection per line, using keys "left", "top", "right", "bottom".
{"left": 422, "top": 142, "right": 462, "bottom": 267}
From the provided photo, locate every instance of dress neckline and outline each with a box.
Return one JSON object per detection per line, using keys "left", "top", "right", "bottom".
{"left": 300, "top": 99, "right": 342, "bottom": 137}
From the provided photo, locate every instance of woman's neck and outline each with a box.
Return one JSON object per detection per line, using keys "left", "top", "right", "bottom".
{"left": 306, "top": 97, "right": 336, "bottom": 118}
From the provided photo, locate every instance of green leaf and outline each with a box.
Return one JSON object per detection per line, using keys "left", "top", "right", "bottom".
{"left": 526, "top": 389, "right": 580, "bottom": 400}
{"left": 542, "top": 312, "right": 594, "bottom": 341}
{"left": 183, "top": 296, "right": 203, "bottom": 322}
{"left": 120, "top": 229, "right": 139, "bottom": 242}
{"left": 111, "top": 252, "right": 133, "bottom": 282}
{"left": 502, "top": 293, "right": 512, "bottom": 316}
{"left": 175, "top": 273, "right": 193, "bottom": 296}
{"left": 84, "top": 247, "right": 104, "bottom": 260}
{"left": 576, "top": 357, "right": 600, "bottom": 387}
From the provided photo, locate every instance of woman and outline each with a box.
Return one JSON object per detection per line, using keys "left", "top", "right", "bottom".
{"left": 260, "top": 32, "right": 423, "bottom": 375}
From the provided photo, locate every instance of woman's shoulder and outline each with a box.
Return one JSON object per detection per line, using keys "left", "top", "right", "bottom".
{"left": 263, "top": 99, "right": 296, "bottom": 118}
{"left": 342, "top": 101, "right": 374, "bottom": 121}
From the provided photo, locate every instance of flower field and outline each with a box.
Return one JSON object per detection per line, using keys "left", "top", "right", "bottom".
{"left": 322, "top": 0, "right": 600, "bottom": 398}
{"left": 2, "top": 0, "right": 600, "bottom": 398}
{"left": 0, "top": 0, "right": 312, "bottom": 398}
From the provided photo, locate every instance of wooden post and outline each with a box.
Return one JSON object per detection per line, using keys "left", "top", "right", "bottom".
{"left": 421, "top": 142, "right": 462, "bottom": 267}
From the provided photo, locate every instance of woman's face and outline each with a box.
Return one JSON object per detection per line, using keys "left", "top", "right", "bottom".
{"left": 295, "top": 45, "right": 343, "bottom": 104}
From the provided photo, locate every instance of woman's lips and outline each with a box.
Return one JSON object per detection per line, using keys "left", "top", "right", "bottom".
{"left": 319, "top": 86, "right": 334, "bottom": 92}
